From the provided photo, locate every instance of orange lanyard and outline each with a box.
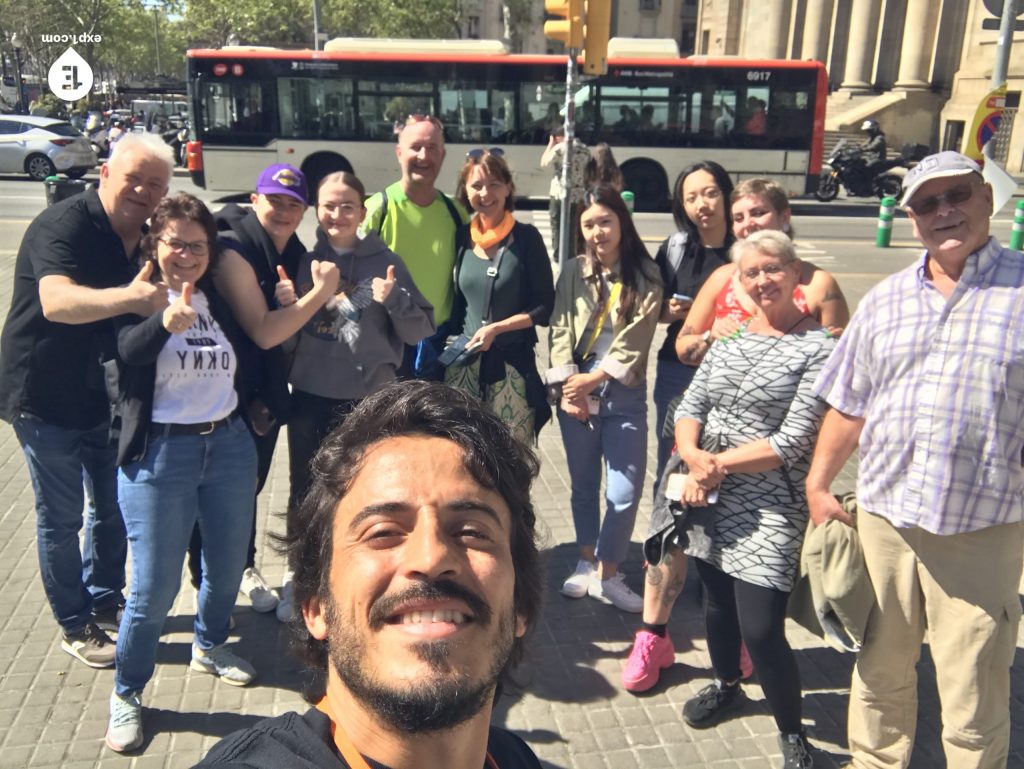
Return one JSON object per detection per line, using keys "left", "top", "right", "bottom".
{"left": 316, "top": 698, "right": 499, "bottom": 769}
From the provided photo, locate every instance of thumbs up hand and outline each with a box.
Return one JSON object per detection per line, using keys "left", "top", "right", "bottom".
{"left": 372, "top": 264, "right": 397, "bottom": 304}
{"left": 130, "top": 259, "right": 169, "bottom": 316}
{"left": 274, "top": 264, "right": 297, "bottom": 307}
{"left": 162, "top": 281, "right": 198, "bottom": 334}
{"left": 310, "top": 259, "right": 340, "bottom": 298}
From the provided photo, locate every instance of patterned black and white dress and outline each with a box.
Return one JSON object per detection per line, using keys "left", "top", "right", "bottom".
{"left": 673, "top": 327, "right": 835, "bottom": 591}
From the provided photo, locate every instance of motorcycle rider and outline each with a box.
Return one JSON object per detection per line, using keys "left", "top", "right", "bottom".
{"left": 859, "top": 119, "right": 887, "bottom": 174}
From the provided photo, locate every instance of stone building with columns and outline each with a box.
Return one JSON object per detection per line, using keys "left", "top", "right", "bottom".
{"left": 695, "top": 0, "right": 1024, "bottom": 173}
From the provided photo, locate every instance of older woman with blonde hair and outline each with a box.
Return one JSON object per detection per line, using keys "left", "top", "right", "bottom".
{"left": 666, "top": 229, "right": 835, "bottom": 768}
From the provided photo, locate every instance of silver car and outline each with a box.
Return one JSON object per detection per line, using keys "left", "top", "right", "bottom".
{"left": 0, "top": 114, "right": 97, "bottom": 181}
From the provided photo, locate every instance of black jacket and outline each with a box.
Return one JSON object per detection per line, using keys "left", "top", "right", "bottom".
{"left": 108, "top": 278, "right": 259, "bottom": 466}
{"left": 193, "top": 708, "right": 543, "bottom": 769}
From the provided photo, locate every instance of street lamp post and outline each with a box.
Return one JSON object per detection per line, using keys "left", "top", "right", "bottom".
{"left": 152, "top": 7, "right": 162, "bottom": 75}
{"left": 10, "top": 34, "right": 25, "bottom": 115}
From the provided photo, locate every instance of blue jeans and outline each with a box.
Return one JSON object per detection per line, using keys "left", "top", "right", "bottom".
{"left": 652, "top": 359, "right": 697, "bottom": 497}
{"left": 557, "top": 377, "right": 648, "bottom": 565}
{"left": 13, "top": 415, "right": 126, "bottom": 633}
{"left": 115, "top": 417, "right": 256, "bottom": 696}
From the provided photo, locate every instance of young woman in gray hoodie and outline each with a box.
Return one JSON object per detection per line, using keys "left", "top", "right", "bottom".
{"left": 277, "top": 171, "right": 435, "bottom": 620}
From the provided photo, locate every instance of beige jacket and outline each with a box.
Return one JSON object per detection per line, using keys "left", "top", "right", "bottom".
{"left": 546, "top": 254, "right": 663, "bottom": 386}
{"left": 789, "top": 514, "right": 875, "bottom": 653}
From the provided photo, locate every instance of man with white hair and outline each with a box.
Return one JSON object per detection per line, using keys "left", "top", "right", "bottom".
{"left": 807, "top": 152, "right": 1023, "bottom": 769}
{"left": 0, "top": 133, "right": 172, "bottom": 668}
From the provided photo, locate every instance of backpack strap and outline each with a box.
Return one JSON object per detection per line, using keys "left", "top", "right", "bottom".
{"left": 438, "top": 192, "right": 463, "bottom": 231}
{"left": 374, "top": 188, "right": 389, "bottom": 235}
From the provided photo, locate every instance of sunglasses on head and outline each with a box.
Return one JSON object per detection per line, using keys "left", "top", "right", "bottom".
{"left": 905, "top": 181, "right": 978, "bottom": 217}
{"left": 405, "top": 114, "right": 444, "bottom": 129}
{"left": 466, "top": 147, "right": 505, "bottom": 160}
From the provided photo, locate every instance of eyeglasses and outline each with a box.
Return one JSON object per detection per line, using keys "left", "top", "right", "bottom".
{"left": 404, "top": 114, "right": 444, "bottom": 130}
{"left": 740, "top": 263, "right": 787, "bottom": 281}
{"left": 466, "top": 147, "right": 505, "bottom": 160}
{"left": 905, "top": 182, "right": 978, "bottom": 217}
{"left": 159, "top": 236, "right": 209, "bottom": 256}
{"left": 320, "top": 202, "right": 362, "bottom": 216}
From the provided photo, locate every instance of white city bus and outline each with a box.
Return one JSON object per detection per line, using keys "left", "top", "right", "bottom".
{"left": 185, "top": 38, "right": 827, "bottom": 211}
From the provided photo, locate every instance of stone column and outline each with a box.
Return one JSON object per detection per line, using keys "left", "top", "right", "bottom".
{"left": 839, "top": 0, "right": 881, "bottom": 92}
{"left": 894, "top": 0, "right": 938, "bottom": 90}
{"left": 800, "top": 0, "right": 833, "bottom": 63}
{"left": 741, "top": 1, "right": 789, "bottom": 60}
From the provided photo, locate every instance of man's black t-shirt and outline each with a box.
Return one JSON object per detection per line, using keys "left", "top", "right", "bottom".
{"left": 193, "top": 708, "right": 543, "bottom": 769}
{"left": 0, "top": 188, "right": 139, "bottom": 429}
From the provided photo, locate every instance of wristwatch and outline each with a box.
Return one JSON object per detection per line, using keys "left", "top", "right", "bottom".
{"left": 701, "top": 330, "right": 713, "bottom": 345}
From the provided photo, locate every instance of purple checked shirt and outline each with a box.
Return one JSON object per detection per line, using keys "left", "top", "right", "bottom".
{"left": 813, "top": 237, "right": 1024, "bottom": 535}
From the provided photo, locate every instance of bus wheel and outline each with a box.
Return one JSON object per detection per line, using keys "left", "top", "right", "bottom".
{"left": 301, "top": 153, "right": 354, "bottom": 199}
{"left": 620, "top": 159, "right": 669, "bottom": 213}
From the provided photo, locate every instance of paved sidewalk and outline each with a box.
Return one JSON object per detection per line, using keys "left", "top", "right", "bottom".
{"left": 0, "top": 253, "right": 1022, "bottom": 769}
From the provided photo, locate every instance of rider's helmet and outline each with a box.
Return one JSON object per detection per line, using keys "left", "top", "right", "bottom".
{"left": 860, "top": 119, "right": 881, "bottom": 135}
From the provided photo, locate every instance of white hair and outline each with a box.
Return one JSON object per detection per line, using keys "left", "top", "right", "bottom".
{"left": 730, "top": 229, "right": 797, "bottom": 265}
{"left": 109, "top": 132, "right": 175, "bottom": 176}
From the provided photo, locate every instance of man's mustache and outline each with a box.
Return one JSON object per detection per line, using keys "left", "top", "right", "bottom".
{"left": 368, "top": 579, "right": 492, "bottom": 629}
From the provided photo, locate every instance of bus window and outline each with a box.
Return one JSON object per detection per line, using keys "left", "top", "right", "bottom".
{"left": 356, "top": 82, "right": 432, "bottom": 140}
{"left": 438, "top": 86, "right": 513, "bottom": 143}
{"left": 597, "top": 85, "right": 670, "bottom": 144}
{"left": 764, "top": 88, "right": 812, "bottom": 147}
{"left": 279, "top": 77, "right": 354, "bottom": 139}
{"left": 741, "top": 86, "right": 769, "bottom": 138}
{"left": 201, "top": 80, "right": 273, "bottom": 136}
{"left": 521, "top": 82, "right": 565, "bottom": 143}
{"left": 709, "top": 90, "right": 737, "bottom": 142}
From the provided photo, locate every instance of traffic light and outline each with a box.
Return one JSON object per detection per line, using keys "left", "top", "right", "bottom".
{"left": 545, "top": 0, "right": 584, "bottom": 50}
{"left": 582, "top": 0, "right": 611, "bottom": 75}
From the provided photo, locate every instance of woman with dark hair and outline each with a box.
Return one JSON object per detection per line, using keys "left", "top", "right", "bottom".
{"left": 446, "top": 149, "right": 554, "bottom": 443}
{"left": 585, "top": 142, "right": 625, "bottom": 191}
{"left": 104, "top": 193, "right": 320, "bottom": 752}
{"left": 622, "top": 160, "right": 736, "bottom": 690}
{"left": 547, "top": 184, "right": 663, "bottom": 613}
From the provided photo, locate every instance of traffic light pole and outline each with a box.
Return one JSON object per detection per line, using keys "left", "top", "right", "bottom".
{"left": 558, "top": 51, "right": 580, "bottom": 264}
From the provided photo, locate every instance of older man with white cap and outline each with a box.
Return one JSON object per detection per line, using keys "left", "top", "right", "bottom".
{"left": 805, "top": 151, "right": 1024, "bottom": 769}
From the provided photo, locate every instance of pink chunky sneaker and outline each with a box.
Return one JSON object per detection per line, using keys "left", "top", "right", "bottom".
{"left": 622, "top": 630, "right": 675, "bottom": 692}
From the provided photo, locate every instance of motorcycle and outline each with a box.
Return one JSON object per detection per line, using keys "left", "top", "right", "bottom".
{"left": 815, "top": 139, "right": 907, "bottom": 201}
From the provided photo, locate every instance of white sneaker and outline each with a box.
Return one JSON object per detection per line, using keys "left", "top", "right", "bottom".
{"left": 239, "top": 567, "right": 279, "bottom": 613}
{"left": 560, "top": 560, "right": 597, "bottom": 598}
{"left": 106, "top": 690, "right": 143, "bottom": 752}
{"left": 190, "top": 643, "right": 256, "bottom": 686}
{"left": 276, "top": 579, "right": 297, "bottom": 623}
{"left": 589, "top": 573, "right": 644, "bottom": 613}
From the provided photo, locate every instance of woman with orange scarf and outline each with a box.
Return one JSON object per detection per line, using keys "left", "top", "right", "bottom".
{"left": 447, "top": 149, "right": 555, "bottom": 443}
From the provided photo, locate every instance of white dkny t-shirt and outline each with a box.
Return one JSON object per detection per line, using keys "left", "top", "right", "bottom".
{"left": 151, "top": 289, "right": 238, "bottom": 424}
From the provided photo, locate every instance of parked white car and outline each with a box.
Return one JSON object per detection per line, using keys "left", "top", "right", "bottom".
{"left": 0, "top": 115, "right": 97, "bottom": 181}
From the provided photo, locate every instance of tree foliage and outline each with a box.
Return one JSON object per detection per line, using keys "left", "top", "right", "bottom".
{"left": 317, "top": 0, "right": 461, "bottom": 40}
{"left": 183, "top": 0, "right": 312, "bottom": 48}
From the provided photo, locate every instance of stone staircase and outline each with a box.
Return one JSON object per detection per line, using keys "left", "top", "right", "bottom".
{"left": 823, "top": 128, "right": 863, "bottom": 159}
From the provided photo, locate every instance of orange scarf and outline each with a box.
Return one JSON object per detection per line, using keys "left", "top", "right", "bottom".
{"left": 470, "top": 211, "right": 515, "bottom": 249}
{"left": 315, "top": 696, "right": 500, "bottom": 769}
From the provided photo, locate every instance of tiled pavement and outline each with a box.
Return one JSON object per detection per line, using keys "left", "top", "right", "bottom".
{"left": 0, "top": 240, "right": 1022, "bottom": 769}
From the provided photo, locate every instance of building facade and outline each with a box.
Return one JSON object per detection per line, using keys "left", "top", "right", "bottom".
{"left": 694, "top": 0, "right": 1024, "bottom": 172}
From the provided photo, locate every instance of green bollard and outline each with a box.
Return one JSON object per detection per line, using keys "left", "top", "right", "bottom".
{"left": 876, "top": 196, "right": 896, "bottom": 248}
{"left": 1011, "top": 200, "right": 1024, "bottom": 251}
{"left": 621, "top": 190, "right": 635, "bottom": 216}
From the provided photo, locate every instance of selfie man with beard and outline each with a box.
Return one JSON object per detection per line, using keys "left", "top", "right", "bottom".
{"left": 194, "top": 381, "right": 544, "bottom": 769}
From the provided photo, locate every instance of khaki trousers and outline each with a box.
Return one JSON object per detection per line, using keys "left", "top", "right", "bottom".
{"left": 848, "top": 510, "right": 1023, "bottom": 769}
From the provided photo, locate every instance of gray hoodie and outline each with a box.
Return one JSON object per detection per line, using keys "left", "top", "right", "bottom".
{"left": 288, "top": 230, "right": 435, "bottom": 400}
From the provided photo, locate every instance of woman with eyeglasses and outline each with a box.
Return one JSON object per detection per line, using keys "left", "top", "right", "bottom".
{"left": 668, "top": 231, "right": 834, "bottom": 767}
{"left": 105, "top": 193, "right": 264, "bottom": 752}
{"left": 276, "top": 171, "right": 435, "bottom": 619}
{"left": 446, "top": 149, "right": 554, "bottom": 443}
{"left": 548, "top": 184, "right": 663, "bottom": 613}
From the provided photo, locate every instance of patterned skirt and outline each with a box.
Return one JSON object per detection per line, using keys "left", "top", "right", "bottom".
{"left": 445, "top": 357, "right": 535, "bottom": 446}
